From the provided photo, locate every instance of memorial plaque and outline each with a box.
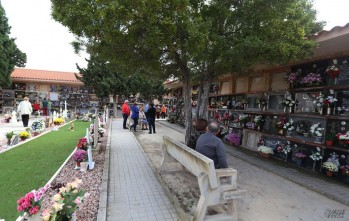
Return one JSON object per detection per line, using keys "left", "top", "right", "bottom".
{"left": 246, "top": 94, "right": 263, "bottom": 110}
{"left": 295, "top": 92, "right": 321, "bottom": 112}
{"left": 336, "top": 65, "right": 349, "bottom": 85}
{"left": 291, "top": 116, "right": 327, "bottom": 144}
{"left": 267, "top": 93, "right": 285, "bottom": 112}
{"left": 336, "top": 90, "right": 349, "bottom": 115}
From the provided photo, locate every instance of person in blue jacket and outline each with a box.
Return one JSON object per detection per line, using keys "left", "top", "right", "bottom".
{"left": 130, "top": 102, "right": 140, "bottom": 132}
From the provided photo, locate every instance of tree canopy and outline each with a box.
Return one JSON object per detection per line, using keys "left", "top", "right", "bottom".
{"left": 0, "top": 3, "right": 26, "bottom": 87}
{"left": 51, "top": 0, "right": 324, "bottom": 143}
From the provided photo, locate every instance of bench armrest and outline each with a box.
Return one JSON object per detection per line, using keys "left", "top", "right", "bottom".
{"left": 215, "top": 168, "right": 237, "bottom": 191}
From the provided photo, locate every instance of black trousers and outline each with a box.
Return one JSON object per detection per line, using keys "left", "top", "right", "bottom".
{"left": 21, "top": 114, "right": 29, "bottom": 127}
{"left": 130, "top": 117, "right": 139, "bottom": 131}
{"left": 148, "top": 118, "right": 156, "bottom": 133}
{"left": 122, "top": 113, "right": 128, "bottom": 128}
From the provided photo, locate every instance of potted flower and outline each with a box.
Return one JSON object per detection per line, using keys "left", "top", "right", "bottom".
{"left": 293, "top": 152, "right": 306, "bottom": 166}
{"left": 312, "top": 93, "right": 325, "bottom": 114}
{"left": 326, "top": 59, "right": 341, "bottom": 79}
{"left": 238, "top": 114, "right": 249, "bottom": 127}
{"left": 283, "top": 119, "right": 295, "bottom": 137}
{"left": 73, "top": 149, "right": 87, "bottom": 169}
{"left": 257, "top": 146, "right": 274, "bottom": 158}
{"left": 17, "top": 184, "right": 50, "bottom": 220}
{"left": 256, "top": 96, "right": 268, "bottom": 110}
{"left": 336, "top": 132, "right": 349, "bottom": 147}
{"left": 300, "top": 72, "right": 323, "bottom": 85}
{"left": 253, "top": 115, "right": 264, "bottom": 131}
{"left": 281, "top": 95, "right": 297, "bottom": 113}
{"left": 323, "top": 95, "right": 338, "bottom": 115}
{"left": 325, "top": 132, "right": 335, "bottom": 146}
{"left": 276, "top": 116, "right": 286, "bottom": 135}
{"left": 322, "top": 162, "right": 338, "bottom": 177}
{"left": 19, "top": 131, "right": 30, "bottom": 141}
{"left": 309, "top": 147, "right": 323, "bottom": 171}
{"left": 53, "top": 118, "right": 64, "bottom": 125}
{"left": 276, "top": 141, "right": 293, "bottom": 162}
{"left": 42, "top": 179, "right": 87, "bottom": 221}
{"left": 310, "top": 123, "right": 324, "bottom": 143}
{"left": 31, "top": 120, "right": 45, "bottom": 136}
{"left": 285, "top": 71, "right": 300, "bottom": 87}
{"left": 6, "top": 131, "right": 14, "bottom": 146}
{"left": 225, "top": 132, "right": 241, "bottom": 145}
{"left": 4, "top": 114, "right": 12, "bottom": 123}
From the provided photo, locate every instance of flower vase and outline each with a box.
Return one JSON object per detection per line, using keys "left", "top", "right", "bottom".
{"left": 7, "top": 139, "right": 11, "bottom": 146}
{"left": 259, "top": 152, "right": 270, "bottom": 159}
{"left": 318, "top": 107, "right": 324, "bottom": 115}
{"left": 293, "top": 158, "right": 302, "bottom": 166}
{"left": 262, "top": 106, "right": 266, "bottom": 111}
{"left": 326, "top": 170, "right": 334, "bottom": 177}
{"left": 312, "top": 162, "right": 316, "bottom": 171}
{"left": 283, "top": 106, "right": 287, "bottom": 113}
{"left": 24, "top": 212, "right": 41, "bottom": 221}
{"left": 243, "top": 104, "right": 247, "bottom": 110}
{"left": 288, "top": 106, "right": 293, "bottom": 113}
{"left": 285, "top": 131, "right": 292, "bottom": 137}
{"left": 325, "top": 140, "right": 333, "bottom": 146}
{"left": 326, "top": 106, "right": 332, "bottom": 115}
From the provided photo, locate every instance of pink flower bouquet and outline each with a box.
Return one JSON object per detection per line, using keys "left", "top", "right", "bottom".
{"left": 17, "top": 184, "right": 50, "bottom": 216}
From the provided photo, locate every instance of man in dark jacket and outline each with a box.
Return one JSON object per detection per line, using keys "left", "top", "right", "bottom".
{"left": 195, "top": 120, "right": 228, "bottom": 169}
{"left": 147, "top": 103, "right": 156, "bottom": 134}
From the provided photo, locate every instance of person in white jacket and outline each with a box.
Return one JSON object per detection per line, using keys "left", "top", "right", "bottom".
{"left": 17, "top": 97, "right": 32, "bottom": 127}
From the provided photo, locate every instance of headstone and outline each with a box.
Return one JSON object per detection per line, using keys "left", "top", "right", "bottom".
{"left": 85, "top": 128, "right": 95, "bottom": 170}
{"left": 53, "top": 111, "right": 57, "bottom": 120}
{"left": 94, "top": 117, "right": 99, "bottom": 148}
{"left": 11, "top": 111, "right": 17, "bottom": 123}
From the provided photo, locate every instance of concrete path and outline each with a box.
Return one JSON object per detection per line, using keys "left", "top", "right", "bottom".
{"left": 158, "top": 120, "right": 349, "bottom": 206}
{"left": 106, "top": 119, "right": 180, "bottom": 221}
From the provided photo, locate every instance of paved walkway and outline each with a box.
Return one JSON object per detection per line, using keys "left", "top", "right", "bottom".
{"left": 158, "top": 120, "right": 349, "bottom": 206}
{"left": 107, "top": 119, "right": 180, "bottom": 221}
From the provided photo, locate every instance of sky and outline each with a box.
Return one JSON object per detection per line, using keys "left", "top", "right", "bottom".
{"left": 1, "top": 0, "right": 349, "bottom": 73}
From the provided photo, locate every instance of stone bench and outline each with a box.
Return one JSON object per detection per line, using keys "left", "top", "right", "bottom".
{"left": 160, "top": 135, "right": 246, "bottom": 221}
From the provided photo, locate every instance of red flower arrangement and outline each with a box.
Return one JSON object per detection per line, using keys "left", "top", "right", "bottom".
{"left": 17, "top": 184, "right": 50, "bottom": 217}
{"left": 276, "top": 116, "right": 286, "bottom": 129}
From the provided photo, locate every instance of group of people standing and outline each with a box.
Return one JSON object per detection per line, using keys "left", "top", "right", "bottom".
{"left": 17, "top": 97, "right": 52, "bottom": 127}
{"left": 121, "top": 100, "right": 156, "bottom": 134}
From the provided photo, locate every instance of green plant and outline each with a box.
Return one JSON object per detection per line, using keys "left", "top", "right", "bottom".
{"left": 42, "top": 179, "right": 87, "bottom": 221}
{"left": 325, "top": 132, "right": 335, "bottom": 141}
{"left": 6, "top": 131, "right": 14, "bottom": 139}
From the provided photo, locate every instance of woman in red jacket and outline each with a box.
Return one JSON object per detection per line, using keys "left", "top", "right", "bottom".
{"left": 121, "top": 100, "right": 130, "bottom": 129}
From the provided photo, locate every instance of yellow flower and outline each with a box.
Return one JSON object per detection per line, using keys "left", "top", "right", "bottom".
{"left": 53, "top": 193, "right": 62, "bottom": 202}
{"left": 59, "top": 186, "right": 67, "bottom": 193}
{"left": 52, "top": 202, "right": 64, "bottom": 212}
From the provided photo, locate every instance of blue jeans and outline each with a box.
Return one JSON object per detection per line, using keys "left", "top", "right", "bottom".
{"left": 148, "top": 118, "right": 155, "bottom": 133}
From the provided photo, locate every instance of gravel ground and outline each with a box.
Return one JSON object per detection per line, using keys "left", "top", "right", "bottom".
{"left": 39, "top": 122, "right": 109, "bottom": 221}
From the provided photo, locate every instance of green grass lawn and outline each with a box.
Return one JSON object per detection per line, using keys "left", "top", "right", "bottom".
{"left": 0, "top": 120, "right": 91, "bottom": 221}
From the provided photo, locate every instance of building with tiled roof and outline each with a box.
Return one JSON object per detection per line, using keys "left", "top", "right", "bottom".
{"left": 0, "top": 68, "right": 100, "bottom": 115}
{"left": 11, "top": 68, "right": 82, "bottom": 85}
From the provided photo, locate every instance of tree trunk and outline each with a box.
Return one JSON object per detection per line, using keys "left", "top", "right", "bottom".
{"left": 113, "top": 94, "right": 117, "bottom": 118}
{"left": 196, "top": 79, "right": 210, "bottom": 120}
{"left": 182, "top": 71, "right": 192, "bottom": 145}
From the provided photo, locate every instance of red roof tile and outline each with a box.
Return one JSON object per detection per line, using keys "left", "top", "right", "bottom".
{"left": 11, "top": 68, "right": 81, "bottom": 82}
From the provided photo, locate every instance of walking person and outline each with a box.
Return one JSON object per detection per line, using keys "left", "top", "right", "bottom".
{"left": 42, "top": 98, "right": 48, "bottom": 116}
{"left": 122, "top": 100, "right": 130, "bottom": 129}
{"left": 156, "top": 105, "right": 161, "bottom": 119}
{"left": 130, "top": 102, "right": 139, "bottom": 132}
{"left": 47, "top": 99, "right": 52, "bottom": 116}
{"left": 17, "top": 97, "right": 32, "bottom": 127}
{"left": 147, "top": 103, "right": 156, "bottom": 134}
{"left": 161, "top": 105, "right": 167, "bottom": 119}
